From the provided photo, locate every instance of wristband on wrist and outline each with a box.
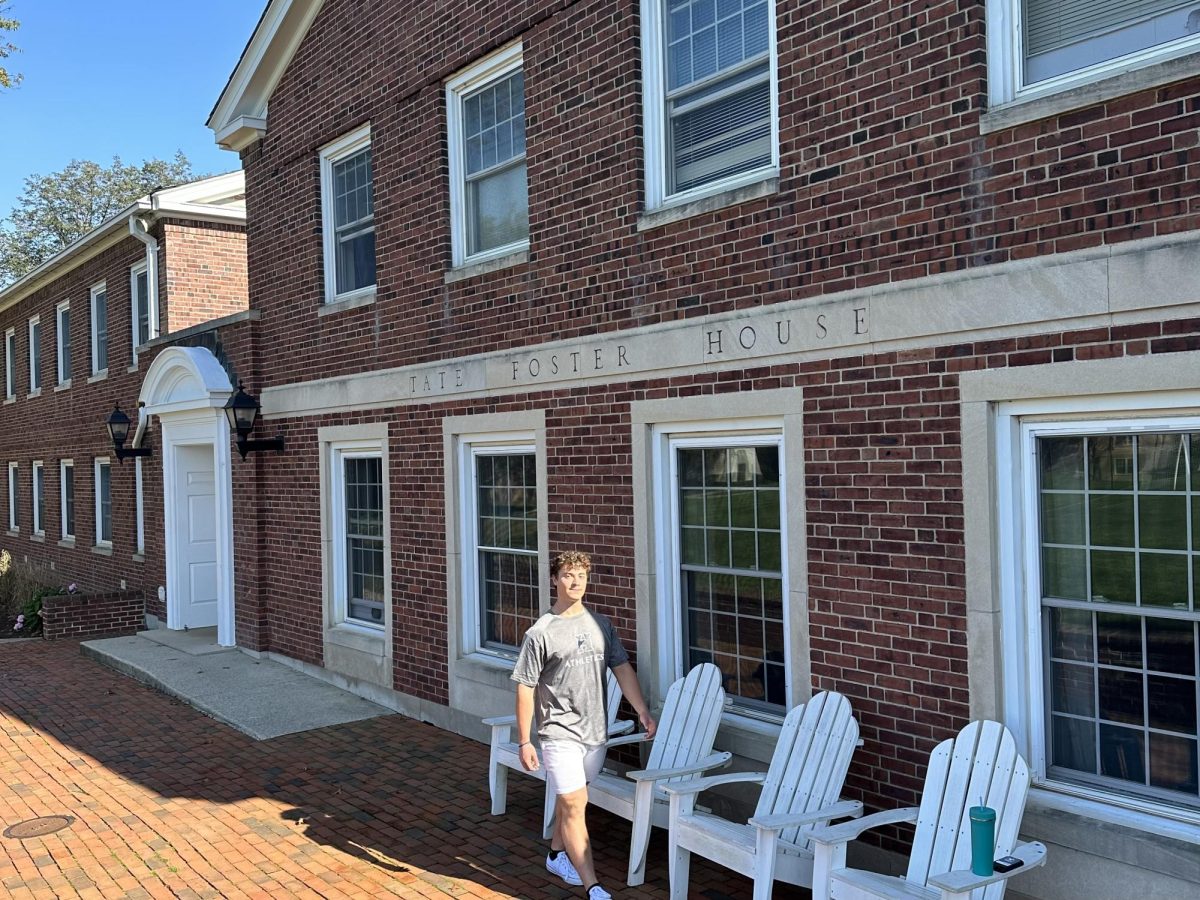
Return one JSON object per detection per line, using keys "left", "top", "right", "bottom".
{"left": 518, "top": 741, "right": 531, "bottom": 748}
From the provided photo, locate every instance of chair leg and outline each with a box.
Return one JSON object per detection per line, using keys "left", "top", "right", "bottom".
{"left": 489, "top": 757, "right": 508, "bottom": 816}
{"left": 811, "top": 841, "right": 846, "bottom": 900}
{"left": 668, "top": 835, "right": 691, "bottom": 900}
{"left": 752, "top": 829, "right": 779, "bottom": 900}
{"left": 542, "top": 784, "right": 556, "bottom": 840}
{"left": 626, "top": 781, "right": 654, "bottom": 886}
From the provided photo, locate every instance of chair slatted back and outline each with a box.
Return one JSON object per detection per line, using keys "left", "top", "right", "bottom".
{"left": 755, "top": 691, "right": 860, "bottom": 847}
{"left": 906, "top": 721, "right": 1030, "bottom": 900}
{"left": 605, "top": 669, "right": 625, "bottom": 728}
{"left": 644, "top": 663, "right": 725, "bottom": 785}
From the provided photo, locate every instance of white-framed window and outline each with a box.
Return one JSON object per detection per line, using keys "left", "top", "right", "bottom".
{"left": 4, "top": 328, "right": 14, "bottom": 399}
{"left": 641, "top": 0, "right": 779, "bottom": 209}
{"left": 459, "top": 438, "right": 539, "bottom": 655}
{"left": 446, "top": 44, "right": 529, "bottom": 267}
{"left": 60, "top": 459, "right": 75, "bottom": 541}
{"left": 988, "top": 0, "right": 1200, "bottom": 107}
{"left": 94, "top": 457, "right": 112, "bottom": 546}
{"left": 130, "top": 261, "right": 154, "bottom": 359}
{"left": 6, "top": 461, "right": 17, "bottom": 531}
{"left": 31, "top": 461, "right": 44, "bottom": 536}
{"left": 998, "top": 406, "right": 1200, "bottom": 818}
{"left": 330, "top": 442, "right": 386, "bottom": 628}
{"left": 319, "top": 125, "right": 376, "bottom": 303}
{"left": 90, "top": 282, "right": 108, "bottom": 375}
{"left": 654, "top": 425, "right": 788, "bottom": 718}
{"left": 27, "top": 315, "right": 41, "bottom": 393}
{"left": 56, "top": 301, "right": 71, "bottom": 385}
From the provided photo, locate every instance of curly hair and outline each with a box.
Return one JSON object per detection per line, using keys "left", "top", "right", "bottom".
{"left": 550, "top": 550, "right": 592, "bottom": 578}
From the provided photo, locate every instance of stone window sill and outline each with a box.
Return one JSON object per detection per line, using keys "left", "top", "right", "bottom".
{"left": 444, "top": 248, "right": 529, "bottom": 284}
{"left": 91, "top": 544, "right": 113, "bottom": 556}
{"left": 637, "top": 176, "right": 778, "bottom": 233}
{"left": 318, "top": 288, "right": 377, "bottom": 317}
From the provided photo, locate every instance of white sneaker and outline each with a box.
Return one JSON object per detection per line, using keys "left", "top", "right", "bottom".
{"left": 587, "top": 886, "right": 613, "bottom": 900}
{"left": 545, "top": 852, "right": 583, "bottom": 886}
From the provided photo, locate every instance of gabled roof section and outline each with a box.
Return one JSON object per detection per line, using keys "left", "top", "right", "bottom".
{"left": 0, "top": 172, "right": 246, "bottom": 314}
{"left": 207, "top": 0, "right": 327, "bottom": 152}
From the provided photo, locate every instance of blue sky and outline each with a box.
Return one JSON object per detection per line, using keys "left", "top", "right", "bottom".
{"left": 0, "top": 1, "right": 267, "bottom": 215}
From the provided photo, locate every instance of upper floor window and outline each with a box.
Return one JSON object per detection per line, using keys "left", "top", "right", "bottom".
{"left": 130, "top": 262, "right": 153, "bottom": 357}
{"left": 319, "top": 125, "right": 376, "bottom": 303}
{"left": 642, "top": 0, "right": 778, "bottom": 208}
{"left": 989, "top": 1, "right": 1200, "bottom": 106}
{"left": 31, "top": 460, "right": 45, "bottom": 537}
{"left": 447, "top": 44, "right": 529, "bottom": 266}
{"left": 27, "top": 315, "right": 41, "bottom": 393}
{"left": 4, "top": 328, "right": 14, "bottom": 400}
{"left": 56, "top": 301, "right": 71, "bottom": 385}
{"left": 90, "top": 282, "right": 108, "bottom": 375}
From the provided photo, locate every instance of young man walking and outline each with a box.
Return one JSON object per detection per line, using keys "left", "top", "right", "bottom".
{"left": 512, "top": 551, "right": 656, "bottom": 899}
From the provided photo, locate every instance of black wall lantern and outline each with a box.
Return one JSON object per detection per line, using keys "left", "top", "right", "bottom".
{"left": 224, "top": 382, "right": 285, "bottom": 460}
{"left": 106, "top": 403, "right": 153, "bottom": 464}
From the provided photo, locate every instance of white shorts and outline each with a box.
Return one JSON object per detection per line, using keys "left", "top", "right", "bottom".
{"left": 541, "top": 740, "right": 606, "bottom": 796}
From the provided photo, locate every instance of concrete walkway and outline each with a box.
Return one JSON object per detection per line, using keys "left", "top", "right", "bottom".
{"left": 0, "top": 639, "right": 783, "bottom": 899}
{"left": 82, "top": 629, "right": 392, "bottom": 741}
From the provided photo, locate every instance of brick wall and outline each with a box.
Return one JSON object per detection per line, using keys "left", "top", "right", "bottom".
{"left": 161, "top": 221, "right": 249, "bottom": 333}
{"left": 241, "top": 0, "right": 1200, "bottom": 390}
{"left": 41, "top": 589, "right": 144, "bottom": 640}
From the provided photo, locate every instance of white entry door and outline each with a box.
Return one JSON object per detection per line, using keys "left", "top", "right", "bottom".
{"left": 175, "top": 444, "right": 219, "bottom": 629}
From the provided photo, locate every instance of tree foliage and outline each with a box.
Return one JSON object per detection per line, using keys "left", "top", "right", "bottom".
{"left": 0, "top": 153, "right": 196, "bottom": 286}
{"left": 0, "top": 4, "right": 19, "bottom": 90}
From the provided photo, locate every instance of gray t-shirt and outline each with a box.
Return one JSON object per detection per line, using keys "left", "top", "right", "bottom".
{"left": 511, "top": 606, "right": 629, "bottom": 746}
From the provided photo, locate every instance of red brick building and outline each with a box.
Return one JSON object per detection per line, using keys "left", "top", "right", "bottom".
{"left": 27, "top": 0, "right": 1197, "bottom": 895}
{"left": 0, "top": 174, "right": 252, "bottom": 635}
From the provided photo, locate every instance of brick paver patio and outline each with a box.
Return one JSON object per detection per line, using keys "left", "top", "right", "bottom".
{"left": 0, "top": 640, "right": 809, "bottom": 899}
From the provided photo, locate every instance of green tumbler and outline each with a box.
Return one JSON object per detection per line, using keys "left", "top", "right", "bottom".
{"left": 969, "top": 805, "right": 996, "bottom": 876}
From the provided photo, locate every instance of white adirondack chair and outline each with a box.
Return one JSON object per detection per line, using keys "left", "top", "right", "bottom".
{"left": 810, "top": 720, "right": 1048, "bottom": 900}
{"left": 582, "top": 662, "right": 731, "bottom": 886}
{"left": 663, "top": 691, "right": 863, "bottom": 900}
{"left": 483, "top": 668, "right": 633, "bottom": 839}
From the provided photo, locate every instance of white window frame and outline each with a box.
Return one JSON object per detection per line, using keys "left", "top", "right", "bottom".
{"left": 129, "top": 261, "right": 156, "bottom": 361}
{"left": 319, "top": 124, "right": 376, "bottom": 305}
{"left": 4, "top": 328, "right": 15, "bottom": 400}
{"left": 89, "top": 282, "right": 108, "bottom": 376}
{"left": 458, "top": 433, "right": 539, "bottom": 657}
{"left": 60, "top": 459, "right": 75, "bottom": 542}
{"left": 6, "top": 461, "right": 17, "bottom": 532}
{"left": 31, "top": 460, "right": 44, "bottom": 536}
{"left": 446, "top": 42, "right": 529, "bottom": 268}
{"left": 56, "top": 300, "right": 71, "bottom": 386}
{"left": 996, "top": 395, "right": 1200, "bottom": 825}
{"left": 640, "top": 0, "right": 780, "bottom": 211}
{"left": 94, "top": 457, "right": 112, "bottom": 548}
{"left": 27, "top": 314, "right": 41, "bottom": 394}
{"left": 987, "top": 0, "right": 1200, "bottom": 109}
{"left": 652, "top": 420, "right": 790, "bottom": 723}
{"left": 329, "top": 440, "right": 386, "bottom": 631}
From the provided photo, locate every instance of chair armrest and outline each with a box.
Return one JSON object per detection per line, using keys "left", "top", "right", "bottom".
{"left": 749, "top": 799, "right": 863, "bottom": 831}
{"left": 608, "top": 719, "right": 636, "bottom": 736}
{"left": 482, "top": 714, "right": 515, "bottom": 727}
{"left": 808, "top": 807, "right": 919, "bottom": 846}
{"left": 605, "top": 732, "right": 651, "bottom": 749}
{"left": 660, "top": 771, "right": 767, "bottom": 797}
{"left": 927, "top": 842, "right": 1048, "bottom": 894}
{"left": 626, "top": 752, "right": 732, "bottom": 782}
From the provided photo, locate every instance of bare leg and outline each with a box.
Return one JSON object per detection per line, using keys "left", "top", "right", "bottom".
{"left": 555, "top": 786, "right": 598, "bottom": 888}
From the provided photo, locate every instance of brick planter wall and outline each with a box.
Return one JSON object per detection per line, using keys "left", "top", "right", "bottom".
{"left": 41, "top": 590, "right": 144, "bottom": 641}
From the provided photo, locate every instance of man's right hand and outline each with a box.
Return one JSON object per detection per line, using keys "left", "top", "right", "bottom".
{"left": 519, "top": 742, "right": 540, "bottom": 772}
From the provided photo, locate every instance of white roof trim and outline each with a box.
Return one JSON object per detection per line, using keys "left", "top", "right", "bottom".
{"left": 207, "top": 0, "right": 326, "bottom": 151}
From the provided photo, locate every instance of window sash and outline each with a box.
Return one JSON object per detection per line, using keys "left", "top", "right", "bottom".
{"left": 61, "top": 462, "right": 75, "bottom": 539}
{"left": 133, "top": 267, "right": 151, "bottom": 349}
{"left": 91, "top": 289, "right": 108, "bottom": 373}
{"left": 334, "top": 450, "right": 385, "bottom": 627}
{"left": 28, "top": 319, "right": 41, "bottom": 391}
{"left": 96, "top": 461, "right": 112, "bottom": 544}
{"left": 330, "top": 148, "right": 376, "bottom": 297}
{"left": 1024, "top": 0, "right": 1193, "bottom": 57}
{"left": 669, "top": 435, "right": 787, "bottom": 718}
{"left": 57, "top": 305, "right": 71, "bottom": 383}
{"left": 7, "top": 463, "right": 17, "bottom": 530}
{"left": 32, "top": 463, "right": 44, "bottom": 534}
{"left": 4, "top": 331, "right": 14, "bottom": 398}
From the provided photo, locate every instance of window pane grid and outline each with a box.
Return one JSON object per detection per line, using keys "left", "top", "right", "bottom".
{"left": 332, "top": 147, "right": 376, "bottom": 294}
{"left": 1039, "top": 433, "right": 1200, "bottom": 807}
{"left": 475, "top": 452, "right": 538, "bottom": 651}
{"left": 343, "top": 456, "right": 384, "bottom": 625}
{"left": 98, "top": 464, "right": 111, "bottom": 543}
{"left": 63, "top": 465, "right": 74, "bottom": 537}
{"left": 678, "top": 444, "right": 783, "bottom": 713}
{"left": 135, "top": 271, "right": 150, "bottom": 346}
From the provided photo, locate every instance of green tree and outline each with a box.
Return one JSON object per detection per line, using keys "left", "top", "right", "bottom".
{"left": 0, "top": 153, "right": 196, "bottom": 286}
{"left": 0, "top": 4, "right": 19, "bottom": 90}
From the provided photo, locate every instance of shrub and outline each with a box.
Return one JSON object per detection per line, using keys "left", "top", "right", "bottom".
{"left": 0, "top": 551, "right": 59, "bottom": 636}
